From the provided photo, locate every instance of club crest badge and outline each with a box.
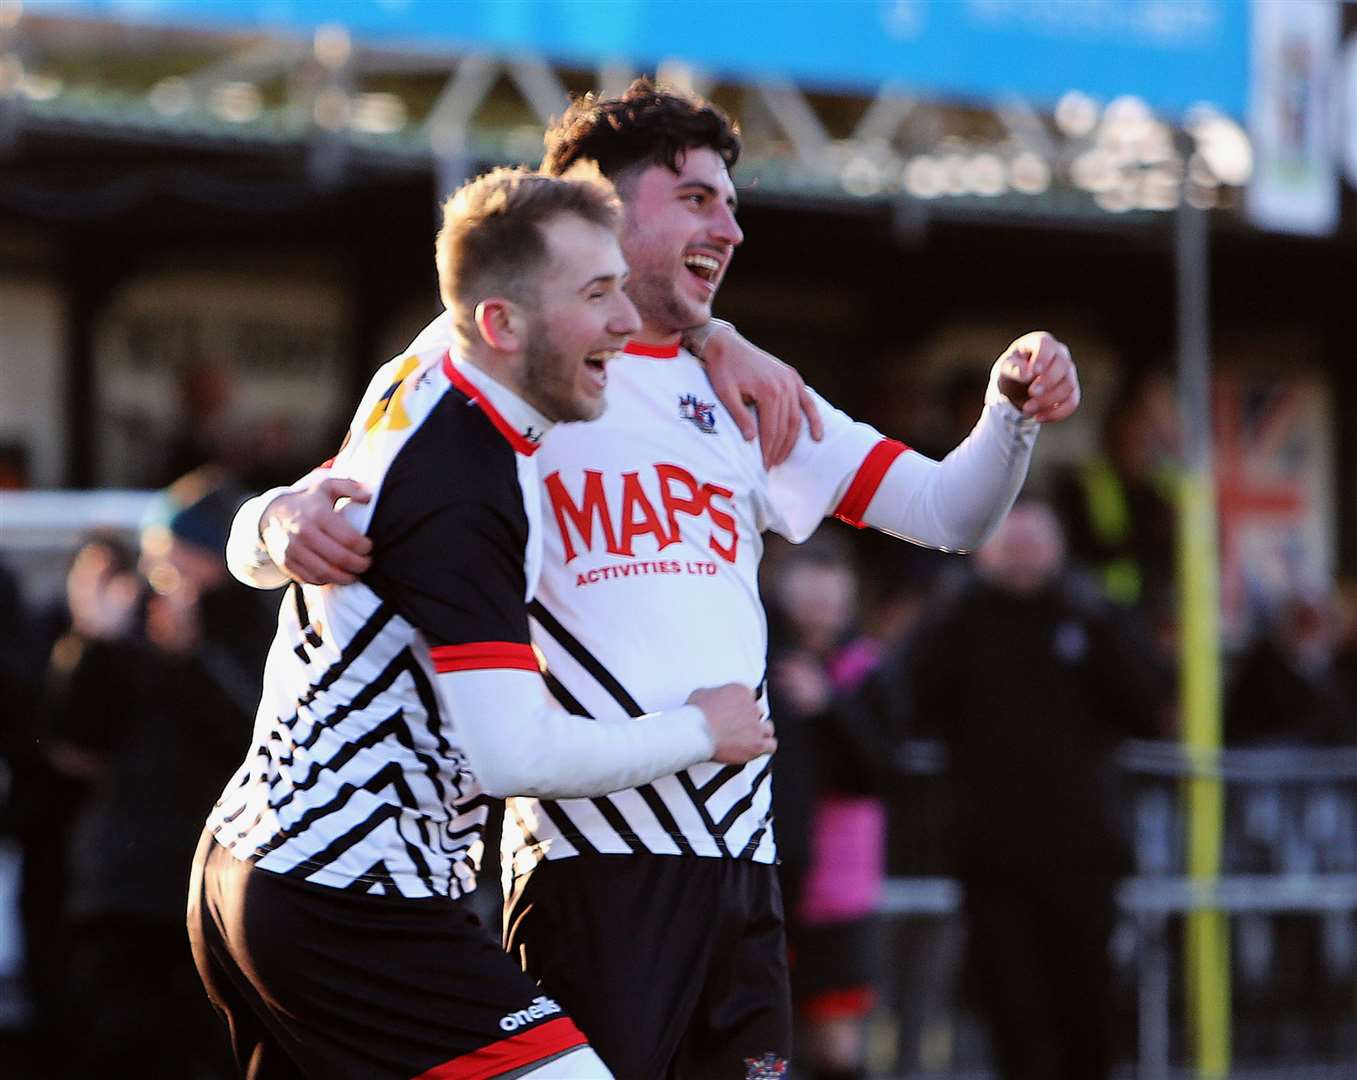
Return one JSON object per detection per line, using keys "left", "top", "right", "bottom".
{"left": 678, "top": 393, "right": 718, "bottom": 434}
{"left": 743, "top": 1052, "right": 788, "bottom": 1079}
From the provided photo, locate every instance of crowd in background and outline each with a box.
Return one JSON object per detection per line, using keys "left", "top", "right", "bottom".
{"left": 1, "top": 469, "right": 276, "bottom": 1078}
{"left": 1, "top": 357, "right": 1355, "bottom": 1079}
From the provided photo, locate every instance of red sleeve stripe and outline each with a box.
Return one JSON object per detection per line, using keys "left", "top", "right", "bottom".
{"left": 430, "top": 642, "right": 539, "bottom": 673}
{"left": 414, "top": 1017, "right": 588, "bottom": 1080}
{"left": 832, "top": 438, "right": 908, "bottom": 529}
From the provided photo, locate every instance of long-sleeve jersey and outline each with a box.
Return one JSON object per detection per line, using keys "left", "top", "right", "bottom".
{"left": 226, "top": 314, "right": 1039, "bottom": 894}
{"left": 209, "top": 349, "right": 715, "bottom": 899}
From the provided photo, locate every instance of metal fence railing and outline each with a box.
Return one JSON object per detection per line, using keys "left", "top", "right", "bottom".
{"left": 877, "top": 740, "right": 1357, "bottom": 1079}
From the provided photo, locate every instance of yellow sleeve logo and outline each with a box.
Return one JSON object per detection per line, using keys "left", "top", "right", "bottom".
{"left": 362, "top": 355, "right": 421, "bottom": 434}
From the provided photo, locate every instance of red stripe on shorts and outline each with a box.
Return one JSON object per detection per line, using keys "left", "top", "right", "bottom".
{"left": 430, "top": 642, "right": 539, "bottom": 673}
{"left": 832, "top": 438, "right": 907, "bottom": 528}
{"left": 413, "top": 1017, "right": 588, "bottom": 1080}
{"left": 802, "top": 985, "right": 877, "bottom": 1021}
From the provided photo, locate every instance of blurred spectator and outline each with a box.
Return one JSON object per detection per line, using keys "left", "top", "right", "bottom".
{"left": 1054, "top": 368, "right": 1179, "bottom": 620}
{"left": 933, "top": 365, "right": 993, "bottom": 455}
{"left": 0, "top": 558, "right": 52, "bottom": 1067}
{"left": 40, "top": 469, "right": 271, "bottom": 1077}
{"left": 1225, "top": 588, "right": 1357, "bottom": 746}
{"left": 238, "top": 411, "right": 319, "bottom": 492}
{"left": 7, "top": 535, "right": 137, "bottom": 1071}
{"left": 768, "top": 537, "right": 897, "bottom": 1080}
{"left": 160, "top": 364, "right": 237, "bottom": 486}
{"left": 880, "top": 498, "right": 1169, "bottom": 1080}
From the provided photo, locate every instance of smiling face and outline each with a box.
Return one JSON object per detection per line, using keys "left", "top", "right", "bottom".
{"left": 616, "top": 146, "right": 744, "bottom": 341}
{"left": 512, "top": 212, "right": 640, "bottom": 422}
{"left": 976, "top": 502, "right": 1066, "bottom": 595}
{"left": 776, "top": 559, "right": 857, "bottom": 651}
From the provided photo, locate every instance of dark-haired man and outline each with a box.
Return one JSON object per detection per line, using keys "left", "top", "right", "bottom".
{"left": 228, "top": 82, "right": 1080, "bottom": 1078}
{"left": 191, "top": 166, "right": 773, "bottom": 1080}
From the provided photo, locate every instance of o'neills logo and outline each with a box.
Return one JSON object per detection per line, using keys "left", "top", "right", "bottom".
{"left": 499, "top": 995, "right": 563, "bottom": 1032}
{"left": 545, "top": 464, "right": 738, "bottom": 564}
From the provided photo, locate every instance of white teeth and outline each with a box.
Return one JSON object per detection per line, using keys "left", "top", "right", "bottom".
{"left": 684, "top": 254, "right": 720, "bottom": 272}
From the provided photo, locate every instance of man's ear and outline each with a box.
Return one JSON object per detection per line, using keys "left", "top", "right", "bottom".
{"left": 474, "top": 298, "right": 521, "bottom": 352}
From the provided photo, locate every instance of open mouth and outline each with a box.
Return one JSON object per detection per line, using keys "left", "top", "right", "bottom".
{"left": 683, "top": 252, "right": 721, "bottom": 285}
{"left": 584, "top": 349, "right": 616, "bottom": 380}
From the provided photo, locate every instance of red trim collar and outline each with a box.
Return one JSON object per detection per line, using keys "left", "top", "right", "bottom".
{"left": 624, "top": 339, "right": 682, "bottom": 359}
{"left": 442, "top": 353, "right": 541, "bottom": 456}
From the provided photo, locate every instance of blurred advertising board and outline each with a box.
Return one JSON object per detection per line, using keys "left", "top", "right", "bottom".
{"left": 1246, "top": 0, "right": 1342, "bottom": 235}
{"left": 1345, "top": 29, "right": 1357, "bottom": 190}
{"left": 26, "top": 0, "right": 1249, "bottom": 117}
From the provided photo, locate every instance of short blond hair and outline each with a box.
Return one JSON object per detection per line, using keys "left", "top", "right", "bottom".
{"left": 435, "top": 165, "right": 621, "bottom": 334}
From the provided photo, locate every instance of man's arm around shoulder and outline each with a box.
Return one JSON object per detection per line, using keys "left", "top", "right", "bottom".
{"left": 226, "top": 474, "right": 373, "bottom": 589}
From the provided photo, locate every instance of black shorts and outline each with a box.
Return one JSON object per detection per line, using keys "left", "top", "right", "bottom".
{"left": 504, "top": 854, "right": 791, "bottom": 1080}
{"left": 187, "top": 831, "right": 587, "bottom": 1079}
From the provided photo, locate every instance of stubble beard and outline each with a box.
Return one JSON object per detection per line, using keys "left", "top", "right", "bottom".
{"left": 622, "top": 209, "right": 709, "bottom": 336}
{"left": 624, "top": 266, "right": 708, "bottom": 337}
{"left": 520, "top": 331, "right": 601, "bottom": 424}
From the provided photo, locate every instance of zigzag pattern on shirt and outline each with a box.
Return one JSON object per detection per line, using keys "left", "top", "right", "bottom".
{"left": 507, "top": 600, "right": 774, "bottom": 873}
{"left": 209, "top": 594, "right": 486, "bottom": 899}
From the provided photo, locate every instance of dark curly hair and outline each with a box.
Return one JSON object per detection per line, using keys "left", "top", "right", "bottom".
{"left": 542, "top": 78, "right": 741, "bottom": 185}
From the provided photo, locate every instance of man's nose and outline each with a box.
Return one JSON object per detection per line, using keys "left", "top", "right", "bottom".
{"left": 611, "top": 292, "right": 641, "bottom": 336}
{"left": 710, "top": 203, "right": 744, "bottom": 247}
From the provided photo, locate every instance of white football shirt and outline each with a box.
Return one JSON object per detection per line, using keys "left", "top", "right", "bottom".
{"left": 502, "top": 339, "right": 896, "bottom": 884}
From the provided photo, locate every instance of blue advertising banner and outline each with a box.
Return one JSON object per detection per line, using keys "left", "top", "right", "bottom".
{"left": 25, "top": 0, "right": 1250, "bottom": 118}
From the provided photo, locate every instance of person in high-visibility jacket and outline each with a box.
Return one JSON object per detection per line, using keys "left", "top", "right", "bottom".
{"left": 1056, "top": 369, "right": 1179, "bottom": 617}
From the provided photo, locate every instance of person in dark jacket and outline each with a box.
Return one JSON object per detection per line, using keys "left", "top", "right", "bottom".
{"left": 767, "top": 537, "right": 898, "bottom": 1080}
{"left": 1225, "top": 589, "right": 1356, "bottom": 747}
{"left": 43, "top": 470, "right": 271, "bottom": 1077}
{"left": 885, "top": 497, "right": 1170, "bottom": 1080}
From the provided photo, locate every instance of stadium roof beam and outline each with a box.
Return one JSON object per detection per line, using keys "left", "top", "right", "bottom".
{"left": 422, "top": 54, "right": 500, "bottom": 160}
{"left": 653, "top": 59, "right": 713, "bottom": 100}
{"left": 4, "top": 11, "right": 1259, "bottom": 222}
{"left": 595, "top": 61, "right": 637, "bottom": 100}
{"left": 176, "top": 37, "right": 307, "bottom": 95}
{"left": 996, "top": 93, "right": 1062, "bottom": 167}
{"left": 505, "top": 57, "right": 570, "bottom": 126}
{"left": 752, "top": 78, "right": 833, "bottom": 170}
{"left": 851, "top": 82, "right": 918, "bottom": 146}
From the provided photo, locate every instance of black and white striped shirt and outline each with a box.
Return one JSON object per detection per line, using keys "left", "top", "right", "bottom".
{"left": 225, "top": 316, "right": 1036, "bottom": 893}
{"left": 209, "top": 351, "right": 550, "bottom": 899}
